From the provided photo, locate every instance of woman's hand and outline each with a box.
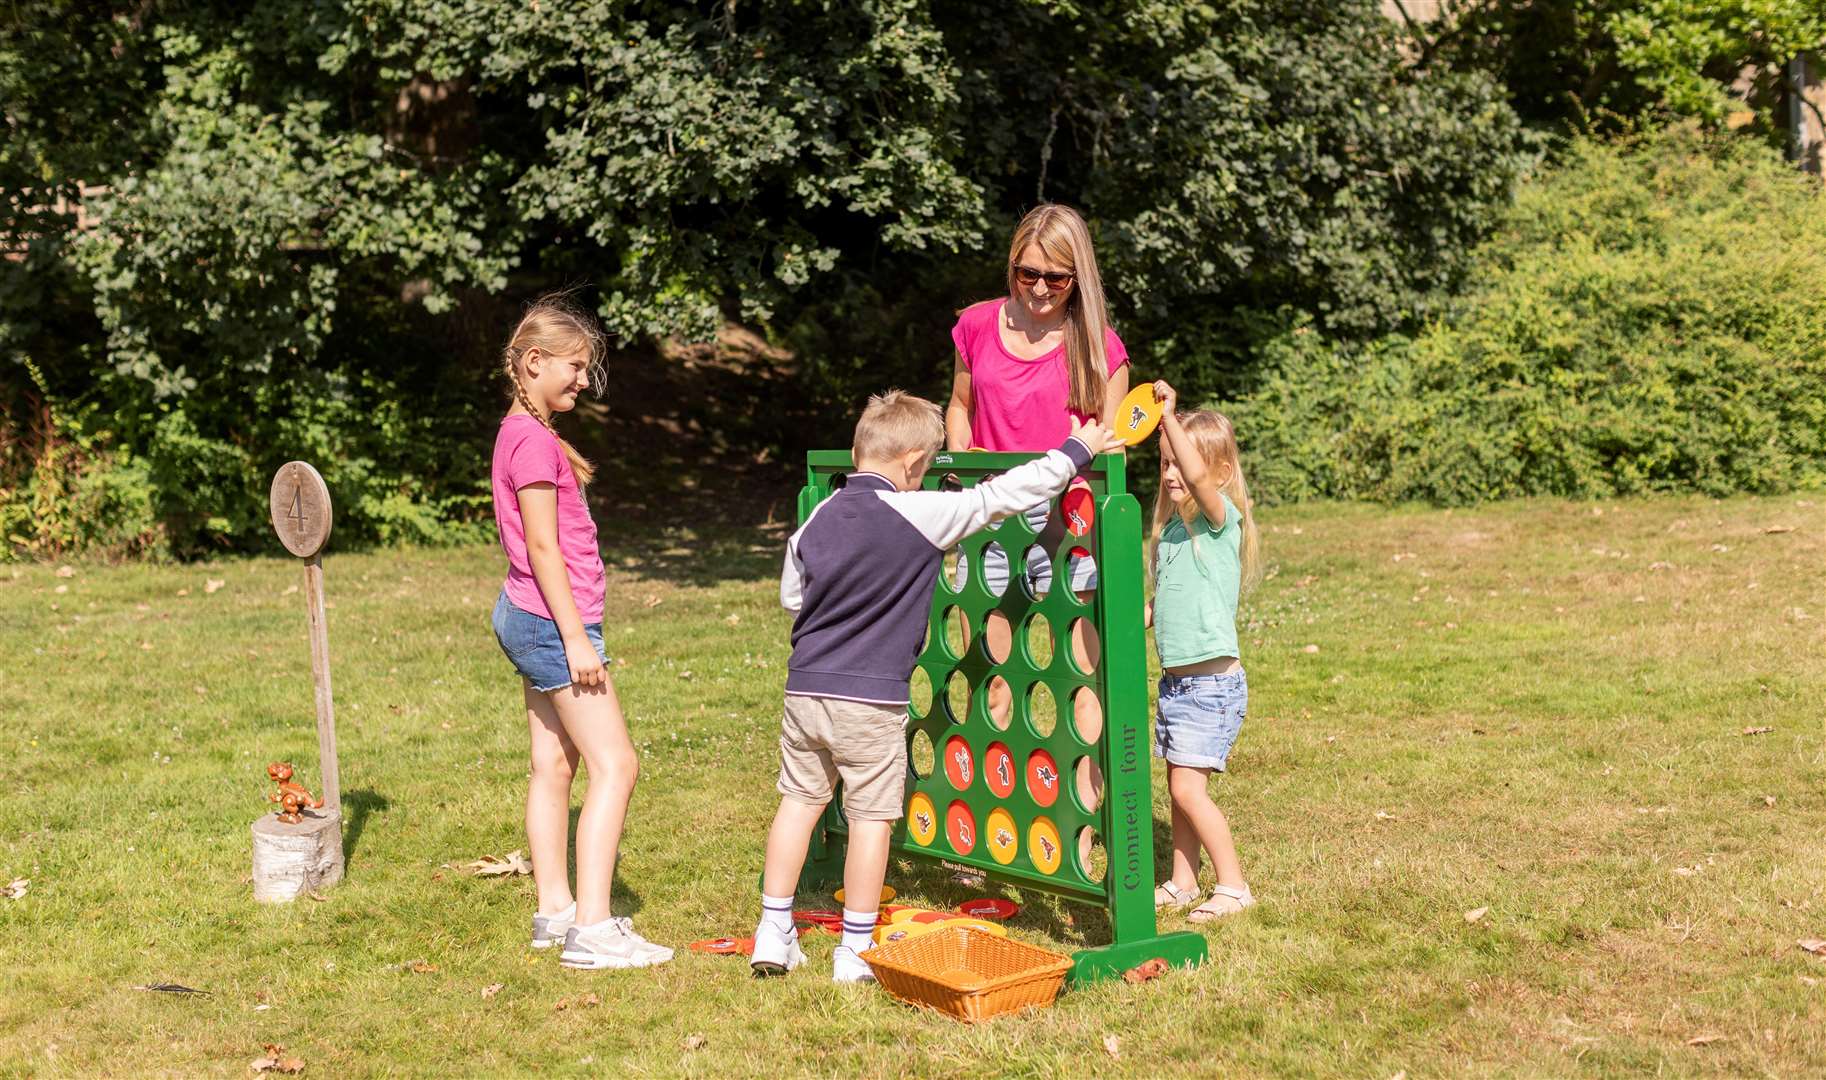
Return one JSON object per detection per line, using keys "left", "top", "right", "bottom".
{"left": 1152, "top": 380, "right": 1178, "bottom": 416}
{"left": 564, "top": 635, "right": 606, "bottom": 689}
{"left": 1068, "top": 414, "right": 1121, "bottom": 457}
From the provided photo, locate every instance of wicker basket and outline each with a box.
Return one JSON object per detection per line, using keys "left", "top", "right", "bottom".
{"left": 863, "top": 926, "right": 1073, "bottom": 1022}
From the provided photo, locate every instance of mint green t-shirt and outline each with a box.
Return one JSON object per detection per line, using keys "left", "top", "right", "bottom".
{"left": 1153, "top": 493, "right": 1241, "bottom": 668}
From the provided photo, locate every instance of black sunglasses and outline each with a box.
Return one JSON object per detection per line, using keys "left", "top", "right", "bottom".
{"left": 1012, "top": 264, "right": 1075, "bottom": 290}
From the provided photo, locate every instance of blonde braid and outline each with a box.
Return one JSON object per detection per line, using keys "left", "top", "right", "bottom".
{"left": 500, "top": 308, "right": 598, "bottom": 487}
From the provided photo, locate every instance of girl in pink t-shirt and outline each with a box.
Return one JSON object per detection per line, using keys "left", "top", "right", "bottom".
{"left": 945, "top": 204, "right": 1130, "bottom": 725}
{"left": 489, "top": 294, "right": 671, "bottom": 970}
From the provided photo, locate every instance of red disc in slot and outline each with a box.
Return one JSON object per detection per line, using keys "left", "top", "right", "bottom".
{"left": 945, "top": 800, "right": 977, "bottom": 855}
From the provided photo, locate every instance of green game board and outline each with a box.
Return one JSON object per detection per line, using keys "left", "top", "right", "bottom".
{"left": 794, "top": 449, "right": 1207, "bottom": 985}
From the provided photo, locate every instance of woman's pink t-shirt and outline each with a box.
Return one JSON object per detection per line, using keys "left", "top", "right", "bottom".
{"left": 491, "top": 414, "right": 606, "bottom": 624}
{"left": 951, "top": 299, "right": 1129, "bottom": 451}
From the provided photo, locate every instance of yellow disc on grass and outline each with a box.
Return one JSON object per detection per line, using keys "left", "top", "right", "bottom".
{"left": 875, "top": 921, "right": 946, "bottom": 946}
{"left": 889, "top": 907, "right": 937, "bottom": 924}
{"left": 907, "top": 792, "right": 938, "bottom": 847}
{"left": 938, "top": 916, "right": 1008, "bottom": 938}
{"left": 1114, "top": 383, "right": 1163, "bottom": 446}
{"left": 1029, "top": 816, "right": 1063, "bottom": 875}
{"left": 833, "top": 885, "right": 896, "bottom": 906}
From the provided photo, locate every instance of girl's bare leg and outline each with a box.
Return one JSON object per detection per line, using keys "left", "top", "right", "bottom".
{"left": 524, "top": 680, "right": 579, "bottom": 915}
{"left": 1168, "top": 764, "right": 1244, "bottom": 888}
{"left": 550, "top": 675, "right": 640, "bottom": 926}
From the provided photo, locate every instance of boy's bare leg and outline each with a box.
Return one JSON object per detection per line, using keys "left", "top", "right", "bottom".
{"left": 761, "top": 797, "right": 829, "bottom": 897}
{"left": 842, "top": 819, "right": 893, "bottom": 918}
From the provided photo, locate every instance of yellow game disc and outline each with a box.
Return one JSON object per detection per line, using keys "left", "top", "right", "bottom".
{"left": 874, "top": 921, "right": 946, "bottom": 946}
{"left": 1029, "top": 816, "right": 1063, "bottom": 875}
{"left": 907, "top": 793, "right": 938, "bottom": 847}
{"left": 1115, "top": 383, "right": 1163, "bottom": 446}
{"left": 938, "top": 916, "right": 1008, "bottom": 938}
{"left": 888, "top": 907, "right": 937, "bottom": 924}
{"left": 985, "top": 807, "right": 1018, "bottom": 865}
{"left": 833, "top": 885, "right": 896, "bottom": 906}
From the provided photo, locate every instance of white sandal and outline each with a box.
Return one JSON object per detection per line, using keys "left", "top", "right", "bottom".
{"left": 1154, "top": 881, "right": 1199, "bottom": 909}
{"left": 1188, "top": 883, "right": 1255, "bottom": 923}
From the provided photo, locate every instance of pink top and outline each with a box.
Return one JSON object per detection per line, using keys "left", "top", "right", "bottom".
{"left": 491, "top": 414, "right": 606, "bottom": 624}
{"left": 951, "top": 299, "right": 1129, "bottom": 451}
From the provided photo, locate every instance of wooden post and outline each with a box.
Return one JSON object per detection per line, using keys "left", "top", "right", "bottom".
{"left": 254, "top": 461, "right": 345, "bottom": 901}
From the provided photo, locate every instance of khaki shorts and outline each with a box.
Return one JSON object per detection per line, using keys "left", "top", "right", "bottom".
{"left": 777, "top": 695, "right": 908, "bottom": 822}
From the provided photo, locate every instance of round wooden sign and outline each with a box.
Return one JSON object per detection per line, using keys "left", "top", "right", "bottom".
{"left": 269, "top": 461, "right": 333, "bottom": 558}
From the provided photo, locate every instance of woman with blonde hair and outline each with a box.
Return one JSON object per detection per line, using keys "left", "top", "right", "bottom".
{"left": 946, "top": 204, "right": 1130, "bottom": 726}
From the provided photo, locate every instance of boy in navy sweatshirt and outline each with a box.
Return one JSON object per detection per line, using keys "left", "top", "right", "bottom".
{"left": 751, "top": 389, "right": 1118, "bottom": 982}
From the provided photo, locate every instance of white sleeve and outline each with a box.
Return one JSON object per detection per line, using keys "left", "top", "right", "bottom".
{"left": 878, "top": 438, "right": 1094, "bottom": 551}
{"left": 780, "top": 531, "right": 805, "bottom": 613}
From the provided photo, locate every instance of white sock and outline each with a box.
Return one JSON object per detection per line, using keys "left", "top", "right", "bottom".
{"left": 840, "top": 907, "right": 876, "bottom": 953}
{"left": 761, "top": 892, "right": 796, "bottom": 934}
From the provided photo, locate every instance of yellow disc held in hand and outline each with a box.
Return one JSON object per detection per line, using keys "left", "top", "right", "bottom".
{"left": 1114, "top": 383, "right": 1163, "bottom": 445}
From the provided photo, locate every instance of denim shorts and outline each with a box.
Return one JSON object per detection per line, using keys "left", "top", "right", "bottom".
{"left": 1154, "top": 669, "right": 1247, "bottom": 770}
{"left": 492, "top": 591, "right": 610, "bottom": 693}
{"left": 953, "top": 503, "right": 1099, "bottom": 596}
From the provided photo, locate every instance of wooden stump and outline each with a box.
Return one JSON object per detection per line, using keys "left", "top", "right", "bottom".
{"left": 250, "top": 811, "right": 345, "bottom": 903}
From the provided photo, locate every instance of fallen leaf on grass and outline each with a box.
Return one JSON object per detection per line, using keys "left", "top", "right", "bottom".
{"left": 467, "top": 851, "right": 532, "bottom": 876}
{"left": 1763, "top": 796, "right": 1777, "bottom": 807}
{"left": 250, "top": 1043, "right": 305, "bottom": 1074}
{"left": 1374, "top": 810, "right": 1397, "bottom": 821}
{"left": 1763, "top": 524, "right": 1794, "bottom": 534}
{"left": 306, "top": 890, "right": 327, "bottom": 902}
{"left": 1464, "top": 907, "right": 1488, "bottom": 924}
{"left": 55, "top": 565, "right": 75, "bottom": 578}
{"left": 1122, "top": 958, "right": 1169, "bottom": 984}
{"left": 1686, "top": 1033, "right": 1727, "bottom": 1046}
{"left": 133, "top": 982, "right": 209, "bottom": 994}
{"left": 681, "top": 1033, "right": 706, "bottom": 1051}
{"left": 177, "top": 587, "right": 190, "bottom": 597}
{"left": 205, "top": 578, "right": 225, "bottom": 594}
{"left": 283, "top": 584, "right": 298, "bottom": 596}
{"left": 1672, "top": 866, "right": 1700, "bottom": 877}
{"left": 1709, "top": 544, "right": 1728, "bottom": 553}
{"left": 1741, "top": 726, "right": 1774, "bottom": 736}
{"left": 1798, "top": 939, "right": 1826, "bottom": 956}
{"left": 724, "top": 613, "right": 740, "bottom": 626}
{"left": 53, "top": 583, "right": 67, "bottom": 594}
{"left": 1102, "top": 1034, "right": 1120, "bottom": 1059}
{"left": 480, "top": 983, "right": 503, "bottom": 1000}
{"left": 553, "top": 992, "right": 600, "bottom": 1012}
{"left": 408, "top": 960, "right": 437, "bottom": 974}
{"left": 4, "top": 877, "right": 27, "bottom": 900}
{"left": 642, "top": 595, "right": 662, "bottom": 608}
{"left": 1302, "top": 644, "right": 1320, "bottom": 654}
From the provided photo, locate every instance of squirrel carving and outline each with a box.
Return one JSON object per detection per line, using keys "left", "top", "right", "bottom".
{"left": 266, "top": 762, "right": 324, "bottom": 824}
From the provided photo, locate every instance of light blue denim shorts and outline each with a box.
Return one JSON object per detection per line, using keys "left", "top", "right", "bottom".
{"left": 492, "top": 591, "right": 610, "bottom": 693}
{"left": 953, "top": 502, "right": 1099, "bottom": 596}
{"left": 1154, "top": 669, "right": 1247, "bottom": 770}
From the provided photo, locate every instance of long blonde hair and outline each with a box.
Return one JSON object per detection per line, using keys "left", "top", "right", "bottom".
{"left": 1150, "top": 410, "right": 1262, "bottom": 592}
{"left": 502, "top": 292, "right": 605, "bottom": 487}
{"left": 1006, "top": 204, "right": 1112, "bottom": 415}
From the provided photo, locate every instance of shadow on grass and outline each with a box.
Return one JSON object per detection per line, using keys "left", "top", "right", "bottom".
{"left": 342, "top": 788, "right": 391, "bottom": 867}
{"left": 874, "top": 855, "right": 1115, "bottom": 950}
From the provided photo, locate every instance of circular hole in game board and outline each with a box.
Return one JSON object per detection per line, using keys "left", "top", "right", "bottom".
{"left": 1071, "top": 686, "right": 1104, "bottom": 745}
{"left": 944, "top": 669, "right": 971, "bottom": 725}
{"left": 943, "top": 606, "right": 969, "bottom": 660}
{"left": 1068, "top": 617, "right": 1099, "bottom": 674}
{"left": 982, "top": 610, "right": 1011, "bottom": 664}
{"left": 1027, "top": 682, "right": 1058, "bottom": 739}
{"left": 1076, "top": 826, "right": 1107, "bottom": 883}
{"left": 1073, "top": 754, "right": 1104, "bottom": 812}
{"left": 908, "top": 667, "right": 934, "bottom": 720}
{"left": 909, "top": 728, "right": 934, "bottom": 778}
{"left": 978, "top": 541, "right": 1009, "bottom": 598}
{"left": 1024, "top": 614, "right": 1055, "bottom": 669}
{"left": 1022, "top": 543, "right": 1052, "bottom": 601}
{"left": 986, "top": 674, "right": 1012, "bottom": 731}
{"left": 939, "top": 546, "right": 962, "bottom": 595}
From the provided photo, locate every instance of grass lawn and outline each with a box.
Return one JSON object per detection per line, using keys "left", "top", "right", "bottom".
{"left": 1, "top": 493, "right": 1822, "bottom": 1077}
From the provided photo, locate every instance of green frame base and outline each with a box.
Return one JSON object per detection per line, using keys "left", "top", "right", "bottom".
{"left": 1070, "top": 930, "right": 1208, "bottom": 987}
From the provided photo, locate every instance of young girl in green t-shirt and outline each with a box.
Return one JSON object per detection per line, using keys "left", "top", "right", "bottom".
{"left": 1147, "top": 380, "right": 1262, "bottom": 922}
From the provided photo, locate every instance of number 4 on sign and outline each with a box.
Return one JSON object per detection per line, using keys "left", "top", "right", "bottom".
{"left": 287, "top": 484, "right": 308, "bottom": 530}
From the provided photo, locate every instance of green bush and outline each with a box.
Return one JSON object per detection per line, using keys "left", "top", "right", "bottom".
{"left": 1233, "top": 127, "right": 1826, "bottom": 504}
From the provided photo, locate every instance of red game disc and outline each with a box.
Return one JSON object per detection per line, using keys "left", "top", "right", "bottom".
{"left": 1026, "top": 749, "right": 1060, "bottom": 807}
{"left": 688, "top": 937, "right": 755, "bottom": 955}
{"left": 793, "top": 909, "right": 843, "bottom": 931}
{"left": 909, "top": 910, "right": 954, "bottom": 924}
{"left": 956, "top": 898, "right": 1020, "bottom": 921}
{"left": 943, "top": 735, "right": 974, "bottom": 791}
{"left": 945, "top": 800, "right": 977, "bottom": 855}
{"left": 984, "top": 741, "right": 1015, "bottom": 799}
{"left": 1061, "top": 484, "right": 1094, "bottom": 538}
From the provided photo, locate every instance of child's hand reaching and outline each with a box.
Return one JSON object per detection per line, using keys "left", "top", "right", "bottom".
{"left": 564, "top": 634, "right": 606, "bottom": 688}
{"left": 1069, "top": 414, "right": 1121, "bottom": 456}
{"left": 1152, "top": 380, "right": 1178, "bottom": 417}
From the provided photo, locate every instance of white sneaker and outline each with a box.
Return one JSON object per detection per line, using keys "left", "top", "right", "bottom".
{"left": 749, "top": 921, "right": 804, "bottom": 977}
{"left": 559, "top": 917, "right": 673, "bottom": 969}
{"left": 831, "top": 944, "right": 876, "bottom": 984}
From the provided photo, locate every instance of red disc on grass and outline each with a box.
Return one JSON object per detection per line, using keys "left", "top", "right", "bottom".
{"left": 945, "top": 800, "right": 977, "bottom": 855}
{"left": 910, "top": 910, "right": 955, "bottom": 924}
{"left": 688, "top": 937, "right": 755, "bottom": 955}
{"left": 1026, "top": 749, "right": 1060, "bottom": 807}
{"left": 984, "top": 741, "right": 1015, "bottom": 799}
{"left": 943, "top": 735, "right": 974, "bottom": 791}
{"left": 794, "top": 909, "right": 843, "bottom": 931}
{"left": 956, "top": 898, "right": 1020, "bottom": 921}
{"left": 1061, "top": 484, "right": 1094, "bottom": 537}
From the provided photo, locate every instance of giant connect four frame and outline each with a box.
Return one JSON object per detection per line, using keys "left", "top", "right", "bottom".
{"left": 795, "top": 449, "right": 1206, "bottom": 984}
